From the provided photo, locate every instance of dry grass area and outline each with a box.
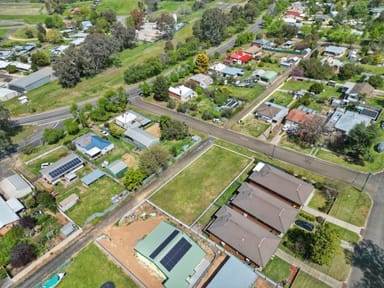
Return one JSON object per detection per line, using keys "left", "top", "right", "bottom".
{"left": 145, "top": 123, "right": 161, "bottom": 138}
{"left": 0, "top": 3, "right": 45, "bottom": 15}
{"left": 122, "top": 153, "right": 136, "bottom": 167}
{"left": 255, "top": 277, "right": 275, "bottom": 288}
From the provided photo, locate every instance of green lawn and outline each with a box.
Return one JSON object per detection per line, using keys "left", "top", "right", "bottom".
{"left": 329, "top": 187, "right": 371, "bottom": 227}
{"left": 26, "top": 147, "right": 69, "bottom": 176}
{"left": 308, "top": 189, "right": 328, "bottom": 211}
{"left": 12, "top": 27, "right": 38, "bottom": 39}
{"left": 232, "top": 116, "right": 270, "bottom": 138}
{"left": 55, "top": 173, "right": 125, "bottom": 226}
{"left": 58, "top": 244, "right": 138, "bottom": 288}
{"left": 96, "top": 0, "right": 138, "bottom": 15}
{"left": 227, "top": 85, "right": 266, "bottom": 102}
{"left": 316, "top": 147, "right": 384, "bottom": 173}
{"left": 281, "top": 80, "right": 311, "bottom": 91}
{"left": 150, "top": 145, "right": 250, "bottom": 225}
{"left": 358, "top": 64, "right": 384, "bottom": 75}
{"left": 0, "top": 15, "right": 47, "bottom": 24}
{"left": 279, "top": 136, "right": 313, "bottom": 154}
{"left": 292, "top": 271, "right": 331, "bottom": 288}
{"left": 0, "top": 29, "right": 9, "bottom": 39}
{"left": 262, "top": 256, "right": 291, "bottom": 284}
{"left": 269, "top": 91, "right": 293, "bottom": 107}
{"left": 326, "top": 222, "right": 360, "bottom": 244}
{"left": 197, "top": 204, "right": 219, "bottom": 227}
{"left": 366, "top": 96, "right": 384, "bottom": 107}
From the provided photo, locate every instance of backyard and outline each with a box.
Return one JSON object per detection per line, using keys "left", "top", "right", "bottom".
{"left": 57, "top": 244, "right": 137, "bottom": 288}
{"left": 150, "top": 145, "right": 251, "bottom": 225}
{"left": 55, "top": 171, "right": 125, "bottom": 226}
{"left": 269, "top": 91, "right": 294, "bottom": 107}
{"left": 25, "top": 147, "right": 69, "bottom": 177}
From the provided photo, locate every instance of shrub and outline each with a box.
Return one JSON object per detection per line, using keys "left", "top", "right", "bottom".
{"left": 299, "top": 211, "right": 316, "bottom": 222}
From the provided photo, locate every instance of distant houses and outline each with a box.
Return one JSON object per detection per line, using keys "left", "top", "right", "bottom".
{"left": 0, "top": 196, "right": 24, "bottom": 234}
{"left": 0, "top": 173, "right": 33, "bottom": 199}
{"left": 124, "top": 127, "right": 160, "bottom": 149}
{"left": 323, "top": 45, "right": 347, "bottom": 57}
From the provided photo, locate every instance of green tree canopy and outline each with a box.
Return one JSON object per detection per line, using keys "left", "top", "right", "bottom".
{"left": 153, "top": 76, "right": 169, "bottom": 101}
{"left": 345, "top": 123, "right": 379, "bottom": 160}
{"left": 139, "top": 144, "right": 171, "bottom": 175}
{"left": 194, "top": 53, "right": 209, "bottom": 74}
{"left": 310, "top": 224, "right": 340, "bottom": 265}
{"left": 199, "top": 8, "right": 227, "bottom": 45}
{"left": 123, "top": 169, "right": 147, "bottom": 191}
{"left": 159, "top": 115, "right": 189, "bottom": 140}
{"left": 43, "top": 128, "right": 65, "bottom": 144}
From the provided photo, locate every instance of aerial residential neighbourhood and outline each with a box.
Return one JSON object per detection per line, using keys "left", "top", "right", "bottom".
{"left": 0, "top": 0, "right": 383, "bottom": 287}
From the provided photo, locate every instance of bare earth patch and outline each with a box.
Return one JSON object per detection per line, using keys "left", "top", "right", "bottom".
{"left": 145, "top": 123, "right": 161, "bottom": 138}
{"left": 99, "top": 216, "right": 166, "bottom": 288}
{"left": 122, "top": 153, "right": 136, "bottom": 167}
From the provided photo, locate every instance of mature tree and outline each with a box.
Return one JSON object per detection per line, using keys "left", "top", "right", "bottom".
{"left": 109, "top": 123, "right": 123, "bottom": 138}
{"left": 153, "top": 76, "right": 169, "bottom": 101}
{"left": 368, "top": 75, "right": 383, "bottom": 88}
{"left": 153, "top": 12, "right": 175, "bottom": 39}
{"left": 46, "top": 29, "right": 63, "bottom": 44}
{"left": 310, "top": 224, "right": 340, "bottom": 265}
{"left": 123, "top": 169, "right": 147, "bottom": 191}
{"left": 31, "top": 51, "right": 50, "bottom": 67}
{"left": 36, "top": 23, "right": 46, "bottom": 42}
{"left": 309, "top": 83, "right": 324, "bottom": 94}
{"left": 19, "top": 216, "right": 36, "bottom": 229}
{"left": 199, "top": 8, "right": 227, "bottom": 45}
{"left": 37, "top": 192, "right": 57, "bottom": 212}
{"left": 139, "top": 81, "right": 152, "bottom": 97}
{"left": 299, "top": 117, "right": 324, "bottom": 145}
{"left": 350, "top": 2, "right": 368, "bottom": 18}
{"left": 100, "top": 9, "right": 117, "bottom": 25}
{"left": 9, "top": 243, "right": 35, "bottom": 268}
{"left": 300, "top": 58, "right": 333, "bottom": 80}
{"left": 159, "top": 116, "right": 189, "bottom": 140}
{"left": 53, "top": 46, "right": 82, "bottom": 88}
{"left": 194, "top": 53, "right": 209, "bottom": 73}
{"left": 64, "top": 119, "right": 79, "bottom": 135}
{"left": 111, "top": 22, "right": 136, "bottom": 51}
{"left": 345, "top": 123, "right": 378, "bottom": 160}
{"left": 0, "top": 226, "right": 23, "bottom": 266}
{"left": 235, "top": 32, "right": 254, "bottom": 46}
{"left": 338, "top": 63, "right": 358, "bottom": 81}
{"left": 145, "top": 0, "right": 159, "bottom": 13}
{"left": 82, "top": 33, "right": 116, "bottom": 74}
{"left": 164, "top": 40, "right": 174, "bottom": 53}
{"left": 131, "top": 9, "right": 145, "bottom": 29}
{"left": 139, "top": 144, "right": 171, "bottom": 175}
{"left": 43, "top": 128, "right": 65, "bottom": 144}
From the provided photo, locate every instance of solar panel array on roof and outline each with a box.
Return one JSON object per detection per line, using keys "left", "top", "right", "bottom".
{"left": 150, "top": 230, "right": 179, "bottom": 259}
{"left": 49, "top": 158, "right": 82, "bottom": 178}
{"left": 160, "top": 238, "right": 192, "bottom": 272}
{"left": 360, "top": 109, "right": 378, "bottom": 120}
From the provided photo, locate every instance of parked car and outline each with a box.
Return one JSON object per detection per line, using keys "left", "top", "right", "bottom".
{"left": 295, "top": 220, "right": 314, "bottom": 231}
{"left": 101, "top": 130, "right": 109, "bottom": 136}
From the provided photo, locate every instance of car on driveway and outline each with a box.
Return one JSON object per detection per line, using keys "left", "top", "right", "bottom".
{"left": 295, "top": 220, "right": 314, "bottom": 231}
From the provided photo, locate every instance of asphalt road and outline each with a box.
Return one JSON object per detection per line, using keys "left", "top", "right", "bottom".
{"left": 15, "top": 137, "right": 215, "bottom": 288}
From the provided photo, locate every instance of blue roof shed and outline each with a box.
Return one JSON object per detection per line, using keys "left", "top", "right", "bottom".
{"left": 81, "top": 169, "right": 105, "bottom": 186}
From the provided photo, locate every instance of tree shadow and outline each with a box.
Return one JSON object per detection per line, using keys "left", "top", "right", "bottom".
{"left": 351, "top": 240, "right": 384, "bottom": 288}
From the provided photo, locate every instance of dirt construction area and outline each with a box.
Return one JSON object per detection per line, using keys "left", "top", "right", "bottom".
{"left": 145, "top": 123, "right": 161, "bottom": 138}
{"left": 98, "top": 202, "right": 218, "bottom": 288}
{"left": 122, "top": 153, "right": 136, "bottom": 167}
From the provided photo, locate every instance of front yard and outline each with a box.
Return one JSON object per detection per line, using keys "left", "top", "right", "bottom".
{"left": 292, "top": 271, "right": 331, "bottom": 288}
{"left": 57, "top": 244, "right": 137, "bottom": 288}
{"left": 232, "top": 116, "right": 271, "bottom": 138}
{"left": 150, "top": 145, "right": 250, "bottom": 225}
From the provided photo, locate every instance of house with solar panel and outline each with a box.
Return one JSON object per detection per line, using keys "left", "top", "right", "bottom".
{"left": 134, "top": 221, "right": 209, "bottom": 288}
{"left": 41, "top": 153, "right": 84, "bottom": 184}
{"left": 74, "top": 132, "right": 114, "bottom": 159}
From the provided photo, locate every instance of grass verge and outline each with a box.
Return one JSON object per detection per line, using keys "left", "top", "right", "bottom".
{"left": 292, "top": 271, "right": 330, "bottom": 288}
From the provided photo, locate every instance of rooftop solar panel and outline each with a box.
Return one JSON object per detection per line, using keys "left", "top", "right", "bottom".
{"left": 49, "top": 158, "right": 82, "bottom": 178}
{"left": 150, "top": 230, "right": 179, "bottom": 259}
{"left": 361, "top": 109, "right": 378, "bottom": 119}
{"left": 160, "top": 237, "right": 192, "bottom": 272}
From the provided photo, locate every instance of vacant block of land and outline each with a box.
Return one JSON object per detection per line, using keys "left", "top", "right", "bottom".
{"left": 150, "top": 145, "right": 250, "bottom": 225}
